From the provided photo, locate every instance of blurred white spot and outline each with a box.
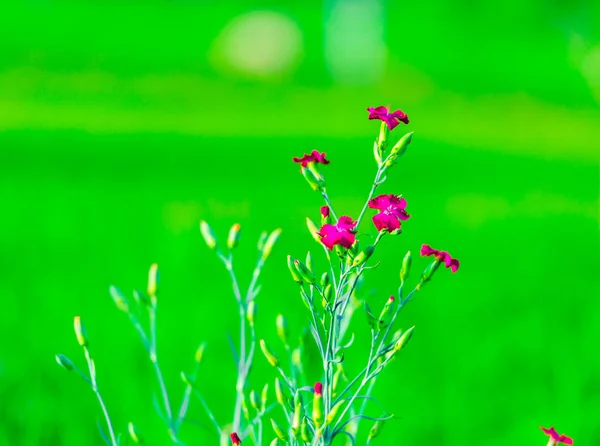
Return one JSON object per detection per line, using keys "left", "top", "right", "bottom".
{"left": 213, "top": 11, "right": 303, "bottom": 78}
{"left": 324, "top": 0, "right": 387, "bottom": 85}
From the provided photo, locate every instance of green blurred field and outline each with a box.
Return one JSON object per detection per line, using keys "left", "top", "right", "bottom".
{"left": 1, "top": 1, "right": 599, "bottom": 445}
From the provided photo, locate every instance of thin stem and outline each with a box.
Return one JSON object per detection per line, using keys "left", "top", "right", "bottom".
{"left": 321, "top": 189, "right": 338, "bottom": 221}
{"left": 192, "top": 388, "right": 222, "bottom": 437}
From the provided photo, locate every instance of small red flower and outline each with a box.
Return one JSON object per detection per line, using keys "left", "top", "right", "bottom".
{"left": 541, "top": 426, "right": 573, "bottom": 445}
{"left": 367, "top": 106, "right": 409, "bottom": 130}
{"left": 320, "top": 206, "right": 330, "bottom": 219}
{"left": 420, "top": 244, "right": 459, "bottom": 273}
{"left": 368, "top": 194, "right": 410, "bottom": 232}
{"left": 314, "top": 382, "right": 323, "bottom": 396}
{"left": 230, "top": 432, "right": 242, "bottom": 445}
{"left": 292, "top": 150, "right": 330, "bottom": 168}
{"left": 317, "top": 216, "right": 357, "bottom": 251}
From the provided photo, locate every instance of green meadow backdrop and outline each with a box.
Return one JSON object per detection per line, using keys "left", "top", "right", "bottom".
{"left": 0, "top": 1, "right": 599, "bottom": 445}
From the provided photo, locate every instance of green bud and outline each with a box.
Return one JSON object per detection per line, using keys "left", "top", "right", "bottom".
{"left": 147, "top": 263, "right": 159, "bottom": 298}
{"left": 301, "top": 418, "right": 312, "bottom": 442}
{"left": 364, "top": 303, "right": 376, "bottom": 329}
{"left": 394, "top": 326, "right": 415, "bottom": 352}
{"left": 400, "top": 250, "right": 412, "bottom": 282}
{"left": 291, "top": 402, "right": 302, "bottom": 438}
{"left": 249, "top": 390, "right": 260, "bottom": 411}
{"left": 199, "top": 221, "right": 217, "bottom": 250}
{"left": 261, "top": 228, "right": 282, "bottom": 260}
{"left": 261, "top": 383, "right": 269, "bottom": 410}
{"left": 419, "top": 259, "right": 441, "bottom": 288}
{"left": 241, "top": 395, "right": 250, "bottom": 421}
{"left": 368, "top": 420, "right": 385, "bottom": 440}
{"left": 377, "top": 296, "right": 395, "bottom": 328}
{"left": 305, "top": 251, "right": 313, "bottom": 272}
{"left": 320, "top": 272, "right": 329, "bottom": 288}
{"left": 247, "top": 301, "right": 257, "bottom": 326}
{"left": 274, "top": 378, "right": 284, "bottom": 405}
{"left": 128, "top": 422, "right": 142, "bottom": 443}
{"left": 73, "top": 316, "right": 88, "bottom": 347}
{"left": 301, "top": 167, "right": 321, "bottom": 191}
{"left": 257, "top": 231, "right": 269, "bottom": 251}
{"left": 260, "top": 339, "right": 279, "bottom": 367}
{"left": 390, "top": 132, "right": 413, "bottom": 157}
{"left": 332, "top": 368, "right": 345, "bottom": 397}
{"left": 55, "top": 354, "right": 74, "bottom": 371}
{"left": 291, "top": 348, "right": 303, "bottom": 373}
{"left": 312, "top": 388, "right": 324, "bottom": 428}
{"left": 306, "top": 218, "right": 322, "bottom": 243}
{"left": 323, "top": 284, "right": 333, "bottom": 303}
{"left": 194, "top": 342, "right": 205, "bottom": 364}
{"left": 270, "top": 418, "right": 287, "bottom": 441}
{"left": 109, "top": 285, "right": 129, "bottom": 313}
{"left": 294, "top": 259, "right": 315, "bottom": 284}
{"left": 276, "top": 314, "right": 289, "bottom": 346}
{"left": 287, "top": 255, "right": 303, "bottom": 284}
{"left": 227, "top": 223, "right": 242, "bottom": 250}
{"left": 352, "top": 245, "right": 375, "bottom": 267}
{"left": 325, "top": 399, "right": 345, "bottom": 424}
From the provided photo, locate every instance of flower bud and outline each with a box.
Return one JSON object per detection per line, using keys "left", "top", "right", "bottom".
{"left": 194, "top": 342, "right": 206, "bottom": 364}
{"left": 109, "top": 285, "right": 129, "bottom": 313}
{"left": 260, "top": 339, "right": 279, "bottom": 367}
{"left": 320, "top": 206, "right": 331, "bottom": 224}
{"left": 147, "top": 263, "right": 159, "bottom": 298}
{"left": 291, "top": 348, "right": 303, "bottom": 373}
{"left": 368, "top": 420, "right": 385, "bottom": 440}
{"left": 230, "top": 432, "right": 242, "bottom": 445}
{"left": 312, "top": 383, "right": 324, "bottom": 428}
{"left": 276, "top": 314, "right": 289, "bottom": 346}
{"left": 320, "top": 272, "right": 329, "bottom": 288}
{"left": 261, "top": 229, "right": 282, "bottom": 260}
{"left": 419, "top": 259, "right": 441, "bottom": 288}
{"left": 390, "top": 131, "right": 413, "bottom": 157}
{"left": 55, "top": 354, "right": 74, "bottom": 371}
{"left": 261, "top": 383, "right": 269, "bottom": 410}
{"left": 247, "top": 301, "right": 257, "bottom": 326}
{"left": 287, "top": 256, "right": 303, "bottom": 284}
{"left": 128, "top": 422, "right": 142, "bottom": 443}
{"left": 249, "top": 390, "right": 260, "bottom": 411}
{"left": 274, "top": 378, "right": 284, "bottom": 405}
{"left": 73, "top": 316, "right": 88, "bottom": 347}
{"left": 394, "top": 326, "right": 415, "bottom": 352}
{"left": 227, "top": 223, "right": 242, "bottom": 250}
{"left": 325, "top": 399, "right": 345, "bottom": 425}
{"left": 305, "top": 251, "right": 313, "bottom": 272}
{"left": 306, "top": 218, "right": 321, "bottom": 243}
{"left": 270, "top": 418, "right": 287, "bottom": 441}
{"left": 301, "top": 418, "right": 312, "bottom": 442}
{"left": 352, "top": 245, "right": 375, "bottom": 267}
{"left": 400, "top": 250, "right": 412, "bottom": 282}
{"left": 323, "top": 284, "right": 333, "bottom": 303}
{"left": 378, "top": 296, "right": 395, "bottom": 329}
{"left": 199, "top": 221, "right": 217, "bottom": 250}
{"left": 294, "top": 259, "right": 315, "bottom": 284}
{"left": 291, "top": 402, "right": 302, "bottom": 438}
{"left": 241, "top": 396, "right": 250, "bottom": 421}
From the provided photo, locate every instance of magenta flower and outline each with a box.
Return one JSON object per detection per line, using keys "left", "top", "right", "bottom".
{"left": 320, "top": 206, "right": 330, "bottom": 219}
{"left": 420, "top": 244, "right": 460, "bottom": 273}
{"left": 368, "top": 194, "right": 410, "bottom": 232}
{"left": 541, "top": 427, "right": 573, "bottom": 445}
{"left": 314, "top": 382, "right": 323, "bottom": 396}
{"left": 292, "top": 150, "right": 330, "bottom": 168}
{"left": 367, "top": 106, "right": 409, "bottom": 130}
{"left": 317, "top": 216, "right": 357, "bottom": 251}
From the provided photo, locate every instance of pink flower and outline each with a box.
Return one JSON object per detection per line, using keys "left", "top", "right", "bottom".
{"left": 230, "top": 432, "right": 242, "bottom": 445}
{"left": 420, "top": 244, "right": 459, "bottom": 273}
{"left": 314, "top": 382, "right": 323, "bottom": 396}
{"left": 317, "top": 216, "right": 357, "bottom": 251}
{"left": 541, "top": 426, "right": 573, "bottom": 445}
{"left": 367, "top": 106, "right": 409, "bottom": 130}
{"left": 320, "top": 206, "right": 330, "bottom": 219}
{"left": 368, "top": 194, "right": 410, "bottom": 232}
{"left": 292, "top": 150, "right": 330, "bottom": 168}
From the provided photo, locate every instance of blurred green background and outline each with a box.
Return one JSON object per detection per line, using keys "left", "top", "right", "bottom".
{"left": 1, "top": 0, "right": 599, "bottom": 445}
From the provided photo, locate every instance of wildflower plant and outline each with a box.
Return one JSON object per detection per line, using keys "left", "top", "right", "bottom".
{"left": 54, "top": 105, "right": 570, "bottom": 445}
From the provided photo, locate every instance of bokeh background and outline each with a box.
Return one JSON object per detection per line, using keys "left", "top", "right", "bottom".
{"left": 1, "top": 0, "right": 599, "bottom": 445}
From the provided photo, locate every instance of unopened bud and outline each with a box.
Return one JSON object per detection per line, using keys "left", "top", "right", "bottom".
{"left": 394, "top": 326, "right": 415, "bottom": 351}
{"left": 312, "top": 382, "right": 324, "bottom": 428}
{"left": 419, "top": 259, "right": 441, "bottom": 288}
{"left": 194, "top": 342, "right": 206, "bottom": 364}
{"left": 377, "top": 296, "right": 395, "bottom": 328}
{"left": 276, "top": 314, "right": 289, "bottom": 346}
{"left": 287, "top": 256, "right": 303, "bottom": 284}
{"left": 305, "top": 251, "right": 313, "bottom": 271}
{"left": 306, "top": 218, "right": 321, "bottom": 243}
{"left": 275, "top": 378, "right": 284, "bottom": 405}
{"left": 368, "top": 420, "right": 385, "bottom": 440}
{"left": 323, "top": 284, "right": 333, "bottom": 303}
{"left": 249, "top": 390, "right": 260, "bottom": 411}
{"left": 291, "top": 348, "right": 303, "bottom": 372}
{"left": 199, "top": 221, "right": 217, "bottom": 250}
{"left": 270, "top": 418, "right": 287, "bottom": 441}
{"left": 230, "top": 432, "right": 242, "bottom": 446}
{"left": 320, "top": 272, "right": 329, "bottom": 288}
{"left": 227, "top": 223, "right": 242, "bottom": 250}
{"left": 260, "top": 340, "right": 279, "bottom": 367}
{"left": 352, "top": 245, "right": 375, "bottom": 267}
{"left": 261, "top": 383, "right": 269, "bottom": 410}
{"left": 390, "top": 132, "right": 413, "bottom": 157}
{"left": 128, "top": 422, "right": 142, "bottom": 443}
{"left": 261, "top": 228, "right": 282, "bottom": 260}
{"left": 147, "top": 263, "right": 159, "bottom": 299}
{"left": 301, "top": 418, "right": 312, "bottom": 442}
{"left": 291, "top": 402, "right": 302, "bottom": 438}
{"left": 247, "top": 301, "right": 257, "bottom": 326}
{"left": 55, "top": 354, "right": 74, "bottom": 371}
{"left": 294, "top": 259, "right": 315, "bottom": 284}
{"left": 325, "top": 399, "right": 345, "bottom": 425}
{"left": 73, "top": 316, "right": 88, "bottom": 347}
{"left": 400, "top": 251, "right": 412, "bottom": 282}
{"left": 109, "top": 285, "right": 129, "bottom": 313}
